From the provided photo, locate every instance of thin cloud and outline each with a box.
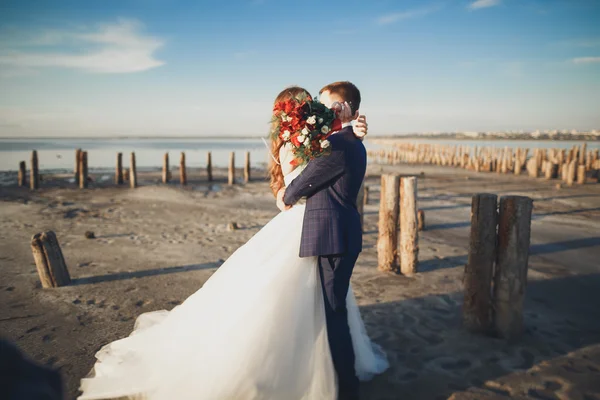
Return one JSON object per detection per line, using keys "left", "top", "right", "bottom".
{"left": 468, "top": 0, "right": 501, "bottom": 10}
{"left": 377, "top": 5, "right": 442, "bottom": 25}
{"left": 572, "top": 57, "right": 600, "bottom": 64}
{"left": 0, "top": 18, "right": 165, "bottom": 74}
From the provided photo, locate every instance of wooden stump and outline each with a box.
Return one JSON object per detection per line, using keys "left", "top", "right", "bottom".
{"left": 162, "top": 153, "right": 170, "bottom": 184}
{"left": 207, "top": 152, "right": 213, "bottom": 182}
{"left": 399, "top": 177, "right": 418, "bottom": 275}
{"left": 364, "top": 186, "right": 369, "bottom": 206}
{"left": 79, "top": 151, "right": 88, "bottom": 189}
{"left": 377, "top": 174, "right": 400, "bottom": 273}
{"left": 417, "top": 209, "right": 425, "bottom": 231}
{"left": 180, "top": 152, "right": 187, "bottom": 185}
{"left": 493, "top": 196, "right": 533, "bottom": 341}
{"left": 577, "top": 165, "right": 586, "bottom": 184}
{"left": 18, "top": 161, "right": 26, "bottom": 187}
{"left": 566, "top": 160, "right": 576, "bottom": 186}
{"left": 115, "top": 152, "right": 124, "bottom": 185}
{"left": 75, "top": 148, "right": 82, "bottom": 186}
{"left": 31, "top": 231, "right": 71, "bottom": 288}
{"left": 244, "top": 151, "right": 251, "bottom": 183}
{"left": 129, "top": 152, "right": 138, "bottom": 188}
{"left": 228, "top": 152, "right": 235, "bottom": 185}
{"left": 463, "top": 194, "right": 498, "bottom": 334}
{"left": 30, "top": 150, "right": 39, "bottom": 190}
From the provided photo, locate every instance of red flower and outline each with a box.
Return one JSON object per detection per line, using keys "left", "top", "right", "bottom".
{"left": 290, "top": 133, "right": 302, "bottom": 147}
{"left": 331, "top": 118, "right": 342, "bottom": 132}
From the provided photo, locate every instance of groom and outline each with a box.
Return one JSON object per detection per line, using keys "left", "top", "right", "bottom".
{"left": 277, "top": 81, "right": 366, "bottom": 400}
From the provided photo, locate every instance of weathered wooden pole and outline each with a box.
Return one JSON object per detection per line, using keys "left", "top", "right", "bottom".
{"left": 463, "top": 194, "right": 498, "bottom": 334}
{"left": 244, "top": 151, "right": 251, "bottom": 183}
{"left": 577, "top": 164, "right": 586, "bottom": 184}
{"left": 566, "top": 160, "right": 576, "bottom": 186}
{"left": 18, "top": 161, "right": 27, "bottom": 187}
{"left": 399, "top": 177, "right": 418, "bottom": 275}
{"left": 31, "top": 231, "right": 71, "bottom": 288}
{"left": 162, "top": 153, "right": 170, "bottom": 184}
{"left": 377, "top": 174, "right": 400, "bottom": 273}
{"left": 79, "top": 151, "right": 88, "bottom": 189}
{"left": 30, "top": 150, "right": 39, "bottom": 190}
{"left": 364, "top": 186, "right": 369, "bottom": 206}
{"left": 180, "top": 152, "right": 187, "bottom": 185}
{"left": 417, "top": 209, "right": 425, "bottom": 231}
{"left": 129, "top": 152, "right": 138, "bottom": 188}
{"left": 207, "top": 152, "right": 213, "bottom": 182}
{"left": 493, "top": 196, "right": 533, "bottom": 341}
{"left": 228, "top": 152, "right": 235, "bottom": 185}
{"left": 75, "top": 148, "right": 82, "bottom": 186}
{"left": 115, "top": 152, "right": 124, "bottom": 185}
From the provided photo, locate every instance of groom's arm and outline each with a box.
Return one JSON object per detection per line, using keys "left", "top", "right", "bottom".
{"left": 283, "top": 144, "right": 345, "bottom": 206}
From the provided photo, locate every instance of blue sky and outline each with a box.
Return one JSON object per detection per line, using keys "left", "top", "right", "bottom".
{"left": 0, "top": 0, "right": 599, "bottom": 137}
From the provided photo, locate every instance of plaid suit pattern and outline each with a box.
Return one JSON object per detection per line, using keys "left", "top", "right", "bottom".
{"left": 284, "top": 127, "right": 367, "bottom": 257}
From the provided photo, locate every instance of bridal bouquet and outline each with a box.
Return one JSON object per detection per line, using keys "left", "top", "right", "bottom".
{"left": 270, "top": 93, "right": 341, "bottom": 166}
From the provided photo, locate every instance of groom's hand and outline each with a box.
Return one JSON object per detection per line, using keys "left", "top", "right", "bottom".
{"left": 276, "top": 188, "right": 291, "bottom": 211}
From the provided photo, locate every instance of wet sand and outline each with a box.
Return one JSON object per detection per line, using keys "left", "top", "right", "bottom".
{"left": 1, "top": 164, "right": 599, "bottom": 399}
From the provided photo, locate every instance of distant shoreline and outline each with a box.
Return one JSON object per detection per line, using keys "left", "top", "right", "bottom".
{"left": 0, "top": 135, "right": 598, "bottom": 141}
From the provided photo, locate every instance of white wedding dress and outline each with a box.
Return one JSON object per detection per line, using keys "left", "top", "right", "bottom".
{"left": 78, "top": 160, "right": 389, "bottom": 400}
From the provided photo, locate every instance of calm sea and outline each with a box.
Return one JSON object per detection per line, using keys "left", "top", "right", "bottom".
{"left": 0, "top": 137, "right": 597, "bottom": 172}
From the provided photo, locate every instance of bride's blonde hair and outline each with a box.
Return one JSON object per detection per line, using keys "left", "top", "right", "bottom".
{"left": 268, "top": 86, "right": 312, "bottom": 197}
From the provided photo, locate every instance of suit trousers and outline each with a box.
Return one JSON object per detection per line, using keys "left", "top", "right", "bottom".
{"left": 317, "top": 252, "right": 360, "bottom": 400}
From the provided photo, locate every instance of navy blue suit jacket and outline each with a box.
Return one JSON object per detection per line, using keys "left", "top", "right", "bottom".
{"left": 283, "top": 126, "right": 367, "bottom": 257}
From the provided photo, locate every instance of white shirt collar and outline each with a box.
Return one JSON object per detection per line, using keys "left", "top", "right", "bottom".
{"left": 342, "top": 122, "right": 353, "bottom": 128}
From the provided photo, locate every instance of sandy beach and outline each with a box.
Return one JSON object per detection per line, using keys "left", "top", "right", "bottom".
{"left": 1, "top": 163, "right": 600, "bottom": 400}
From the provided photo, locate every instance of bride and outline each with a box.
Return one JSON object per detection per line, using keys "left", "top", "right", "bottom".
{"left": 78, "top": 86, "right": 388, "bottom": 400}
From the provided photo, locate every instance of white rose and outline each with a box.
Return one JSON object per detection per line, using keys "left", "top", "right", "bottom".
{"left": 301, "top": 127, "right": 310, "bottom": 136}
{"left": 320, "top": 139, "right": 330, "bottom": 149}
{"left": 282, "top": 130, "right": 291, "bottom": 140}
{"left": 298, "top": 135, "right": 306, "bottom": 144}
{"left": 306, "top": 115, "right": 317, "bottom": 125}
{"left": 318, "top": 118, "right": 324, "bottom": 124}
{"left": 285, "top": 115, "right": 293, "bottom": 122}
{"left": 280, "top": 113, "right": 287, "bottom": 121}
{"left": 321, "top": 125, "right": 330, "bottom": 134}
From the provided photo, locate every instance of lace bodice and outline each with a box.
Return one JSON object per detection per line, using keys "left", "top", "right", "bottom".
{"left": 280, "top": 143, "right": 306, "bottom": 186}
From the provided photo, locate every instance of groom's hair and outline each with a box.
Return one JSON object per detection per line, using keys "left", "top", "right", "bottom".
{"left": 319, "top": 81, "right": 361, "bottom": 115}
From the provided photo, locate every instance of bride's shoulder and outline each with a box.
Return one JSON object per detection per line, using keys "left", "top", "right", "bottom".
{"left": 279, "top": 143, "right": 296, "bottom": 176}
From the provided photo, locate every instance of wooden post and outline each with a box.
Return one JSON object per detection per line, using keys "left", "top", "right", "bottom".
{"left": 115, "top": 152, "right": 124, "bottom": 185}
{"left": 75, "top": 148, "right": 82, "bottom": 186}
{"left": 31, "top": 231, "right": 71, "bottom": 288}
{"left": 577, "top": 164, "right": 586, "bottom": 184}
{"left": 377, "top": 174, "right": 400, "bottom": 273}
{"left": 579, "top": 143, "right": 587, "bottom": 165}
{"left": 357, "top": 183, "right": 365, "bottom": 229}
{"left": 463, "top": 194, "right": 498, "bottom": 334}
{"left": 228, "top": 152, "right": 235, "bottom": 185}
{"left": 162, "top": 153, "right": 170, "bottom": 184}
{"left": 417, "top": 209, "right": 425, "bottom": 231}
{"left": 399, "top": 177, "right": 418, "bottom": 275}
{"left": 493, "top": 196, "right": 533, "bottom": 341}
{"left": 129, "top": 152, "right": 137, "bottom": 188}
{"left": 18, "top": 161, "right": 26, "bottom": 187}
{"left": 79, "top": 151, "right": 88, "bottom": 189}
{"left": 207, "top": 152, "right": 213, "bottom": 182}
{"left": 244, "top": 151, "right": 251, "bottom": 183}
{"left": 180, "top": 152, "right": 187, "bottom": 185}
{"left": 30, "top": 150, "right": 39, "bottom": 190}
{"left": 566, "top": 160, "right": 576, "bottom": 186}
